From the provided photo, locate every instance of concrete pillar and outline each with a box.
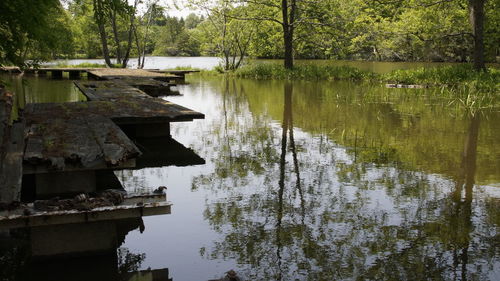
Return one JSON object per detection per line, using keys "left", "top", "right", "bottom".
{"left": 51, "top": 70, "right": 63, "bottom": 79}
{"left": 69, "top": 71, "right": 81, "bottom": 79}
{"left": 135, "top": 123, "right": 170, "bottom": 138}
{"left": 36, "top": 171, "right": 96, "bottom": 198}
{"left": 87, "top": 72, "right": 99, "bottom": 80}
{"left": 30, "top": 221, "right": 117, "bottom": 257}
{"left": 119, "top": 123, "right": 171, "bottom": 138}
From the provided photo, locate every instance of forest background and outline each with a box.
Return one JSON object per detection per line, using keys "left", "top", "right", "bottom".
{"left": 0, "top": 0, "right": 498, "bottom": 71}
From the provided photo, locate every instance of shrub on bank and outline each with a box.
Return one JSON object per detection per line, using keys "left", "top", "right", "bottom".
{"left": 233, "top": 63, "right": 376, "bottom": 80}
{"left": 231, "top": 63, "right": 499, "bottom": 95}
{"left": 383, "top": 64, "right": 500, "bottom": 96}
{"left": 382, "top": 64, "right": 500, "bottom": 86}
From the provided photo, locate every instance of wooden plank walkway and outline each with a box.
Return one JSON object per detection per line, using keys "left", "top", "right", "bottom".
{"left": 2, "top": 68, "right": 205, "bottom": 203}
{"left": 1, "top": 66, "right": 91, "bottom": 78}
{"left": 87, "top": 69, "right": 180, "bottom": 82}
{"left": 0, "top": 192, "right": 171, "bottom": 229}
{"left": 103, "top": 77, "right": 178, "bottom": 97}
{"left": 23, "top": 107, "right": 141, "bottom": 174}
{"left": 23, "top": 82, "right": 203, "bottom": 173}
{"left": 1, "top": 67, "right": 187, "bottom": 82}
{"left": 74, "top": 81, "right": 204, "bottom": 123}
{"left": 0, "top": 66, "right": 22, "bottom": 73}
{"left": 149, "top": 69, "right": 200, "bottom": 79}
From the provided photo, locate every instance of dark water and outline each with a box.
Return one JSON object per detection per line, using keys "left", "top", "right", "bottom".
{"left": 1, "top": 72, "right": 499, "bottom": 280}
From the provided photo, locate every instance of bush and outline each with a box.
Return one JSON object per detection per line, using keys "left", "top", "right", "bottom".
{"left": 382, "top": 64, "right": 500, "bottom": 86}
{"left": 233, "top": 63, "right": 376, "bottom": 80}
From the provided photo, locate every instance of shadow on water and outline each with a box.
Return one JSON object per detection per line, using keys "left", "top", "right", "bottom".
{"left": 0, "top": 218, "right": 173, "bottom": 281}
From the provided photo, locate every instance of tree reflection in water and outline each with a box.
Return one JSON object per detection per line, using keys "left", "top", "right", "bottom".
{"left": 194, "top": 80, "right": 500, "bottom": 280}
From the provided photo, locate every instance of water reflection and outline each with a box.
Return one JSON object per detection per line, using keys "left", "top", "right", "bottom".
{"left": 1, "top": 73, "right": 499, "bottom": 280}
{"left": 449, "top": 115, "right": 479, "bottom": 280}
{"left": 190, "top": 80, "right": 500, "bottom": 280}
{"left": 0, "top": 73, "right": 86, "bottom": 121}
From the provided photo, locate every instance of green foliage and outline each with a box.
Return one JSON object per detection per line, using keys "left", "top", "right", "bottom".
{"left": 246, "top": 21, "right": 284, "bottom": 59}
{"left": 484, "top": 0, "right": 500, "bottom": 61}
{"left": 186, "top": 0, "right": 498, "bottom": 63}
{"left": 2, "top": 0, "right": 499, "bottom": 65}
{"left": 0, "top": 0, "right": 74, "bottom": 66}
{"left": 383, "top": 64, "right": 500, "bottom": 90}
{"left": 187, "top": 4, "right": 257, "bottom": 70}
{"left": 68, "top": 0, "right": 102, "bottom": 59}
{"left": 234, "top": 63, "right": 377, "bottom": 80}
{"left": 230, "top": 63, "right": 499, "bottom": 109}
{"left": 153, "top": 15, "right": 201, "bottom": 56}
{"left": 348, "top": 0, "right": 473, "bottom": 62}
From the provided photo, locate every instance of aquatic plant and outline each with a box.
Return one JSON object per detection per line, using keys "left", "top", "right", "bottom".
{"left": 383, "top": 65, "right": 500, "bottom": 110}
{"left": 233, "top": 63, "right": 376, "bottom": 80}
{"left": 382, "top": 64, "right": 500, "bottom": 86}
{"left": 225, "top": 63, "right": 500, "bottom": 109}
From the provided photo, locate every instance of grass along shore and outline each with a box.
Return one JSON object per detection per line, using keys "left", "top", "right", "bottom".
{"left": 231, "top": 63, "right": 499, "bottom": 86}
{"left": 223, "top": 63, "right": 499, "bottom": 110}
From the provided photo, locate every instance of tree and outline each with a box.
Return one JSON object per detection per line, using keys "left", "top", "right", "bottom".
{"left": 468, "top": 0, "right": 487, "bottom": 71}
{"left": 91, "top": 0, "right": 137, "bottom": 68}
{"left": 93, "top": 0, "right": 113, "bottom": 66}
{"left": 68, "top": 0, "right": 102, "bottom": 59}
{"left": 0, "top": 0, "right": 74, "bottom": 66}
{"left": 379, "top": 0, "right": 489, "bottom": 67}
{"left": 185, "top": 13, "right": 204, "bottom": 29}
{"left": 153, "top": 16, "right": 196, "bottom": 56}
{"left": 134, "top": 0, "right": 162, "bottom": 69}
{"left": 121, "top": 0, "right": 139, "bottom": 68}
{"left": 192, "top": 2, "right": 256, "bottom": 70}
{"left": 233, "top": 0, "right": 298, "bottom": 69}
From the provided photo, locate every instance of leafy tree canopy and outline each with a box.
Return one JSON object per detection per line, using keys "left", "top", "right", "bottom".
{"left": 0, "top": 0, "right": 74, "bottom": 66}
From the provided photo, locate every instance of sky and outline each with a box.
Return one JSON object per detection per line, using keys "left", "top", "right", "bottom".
{"left": 132, "top": 0, "right": 202, "bottom": 18}
{"left": 60, "top": 0, "right": 202, "bottom": 18}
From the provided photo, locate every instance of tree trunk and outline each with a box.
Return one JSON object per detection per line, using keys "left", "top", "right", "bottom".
{"left": 111, "top": 10, "right": 122, "bottom": 65}
{"left": 283, "top": 27, "right": 294, "bottom": 69}
{"left": 140, "top": 52, "right": 146, "bottom": 69}
{"left": 93, "top": 0, "right": 112, "bottom": 67}
{"left": 97, "top": 22, "right": 112, "bottom": 67}
{"left": 468, "top": 0, "right": 486, "bottom": 71}
{"left": 122, "top": 0, "right": 139, "bottom": 68}
{"left": 133, "top": 26, "right": 142, "bottom": 69}
{"left": 281, "top": 0, "right": 295, "bottom": 69}
{"left": 122, "top": 23, "right": 134, "bottom": 68}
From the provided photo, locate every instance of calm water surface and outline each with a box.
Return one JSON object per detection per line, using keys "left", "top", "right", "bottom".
{"left": 1, "top": 65, "right": 499, "bottom": 280}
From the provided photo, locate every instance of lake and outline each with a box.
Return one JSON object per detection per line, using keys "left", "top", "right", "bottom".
{"left": 48, "top": 56, "right": 465, "bottom": 73}
{"left": 1, "top": 59, "right": 499, "bottom": 281}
